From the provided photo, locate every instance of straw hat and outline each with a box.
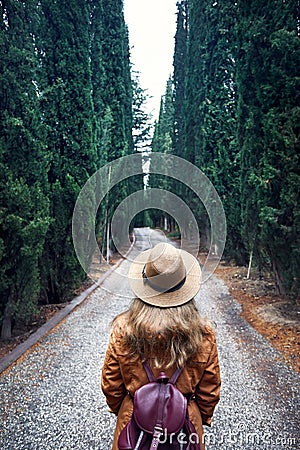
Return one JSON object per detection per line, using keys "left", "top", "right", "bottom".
{"left": 128, "top": 242, "right": 201, "bottom": 307}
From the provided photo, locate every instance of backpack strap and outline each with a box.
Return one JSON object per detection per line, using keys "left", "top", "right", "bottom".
{"left": 169, "top": 365, "right": 185, "bottom": 384}
{"left": 142, "top": 357, "right": 185, "bottom": 384}
{"left": 142, "top": 359, "right": 156, "bottom": 382}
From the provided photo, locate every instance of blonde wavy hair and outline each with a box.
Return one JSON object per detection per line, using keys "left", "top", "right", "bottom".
{"left": 112, "top": 298, "right": 210, "bottom": 369}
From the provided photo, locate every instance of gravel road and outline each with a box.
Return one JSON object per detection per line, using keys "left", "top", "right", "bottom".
{"left": 0, "top": 228, "right": 299, "bottom": 449}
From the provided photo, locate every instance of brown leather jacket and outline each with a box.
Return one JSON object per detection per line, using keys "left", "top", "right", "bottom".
{"left": 101, "top": 322, "right": 221, "bottom": 450}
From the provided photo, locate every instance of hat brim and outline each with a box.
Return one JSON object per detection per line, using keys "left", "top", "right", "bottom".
{"left": 128, "top": 248, "right": 201, "bottom": 307}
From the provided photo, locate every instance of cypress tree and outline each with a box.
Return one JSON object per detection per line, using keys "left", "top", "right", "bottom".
{"left": 150, "top": 0, "right": 299, "bottom": 297}
{"left": 89, "top": 0, "right": 108, "bottom": 167}
{"left": 37, "top": 0, "right": 97, "bottom": 302}
{"left": 152, "top": 77, "right": 175, "bottom": 155}
{"left": 0, "top": 0, "right": 140, "bottom": 338}
{"left": 96, "top": 0, "right": 133, "bottom": 161}
{"left": 173, "top": 0, "right": 188, "bottom": 157}
{"left": 0, "top": 0, "right": 50, "bottom": 338}
{"left": 261, "top": 24, "right": 300, "bottom": 297}
{"left": 131, "top": 69, "right": 152, "bottom": 228}
{"left": 91, "top": 0, "right": 138, "bottom": 253}
{"left": 132, "top": 70, "right": 152, "bottom": 152}
{"left": 236, "top": 0, "right": 300, "bottom": 295}
{"left": 150, "top": 77, "right": 175, "bottom": 229}
{"left": 184, "top": 0, "right": 203, "bottom": 166}
{"left": 184, "top": 0, "right": 243, "bottom": 260}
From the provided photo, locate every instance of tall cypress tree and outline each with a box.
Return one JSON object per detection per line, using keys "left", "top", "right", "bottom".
{"left": 96, "top": 0, "right": 133, "bottom": 161}
{"left": 152, "top": 0, "right": 299, "bottom": 296}
{"left": 184, "top": 0, "right": 243, "bottom": 260}
{"left": 90, "top": 0, "right": 108, "bottom": 167}
{"left": 132, "top": 70, "right": 152, "bottom": 152}
{"left": 0, "top": 0, "right": 140, "bottom": 339}
{"left": 150, "top": 77, "right": 175, "bottom": 229}
{"left": 236, "top": 0, "right": 300, "bottom": 295}
{"left": 37, "top": 0, "right": 97, "bottom": 302}
{"left": 90, "top": 0, "right": 138, "bottom": 253}
{"left": 173, "top": 0, "right": 188, "bottom": 157}
{"left": 0, "top": 0, "right": 50, "bottom": 338}
{"left": 152, "top": 77, "right": 174, "bottom": 155}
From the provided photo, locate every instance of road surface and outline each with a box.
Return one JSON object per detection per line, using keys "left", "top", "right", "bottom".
{"left": 0, "top": 228, "right": 299, "bottom": 449}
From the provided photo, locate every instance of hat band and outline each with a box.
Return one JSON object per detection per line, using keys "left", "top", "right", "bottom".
{"left": 142, "top": 265, "right": 186, "bottom": 293}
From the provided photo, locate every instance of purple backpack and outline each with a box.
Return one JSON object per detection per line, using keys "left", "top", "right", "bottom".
{"left": 118, "top": 360, "right": 202, "bottom": 450}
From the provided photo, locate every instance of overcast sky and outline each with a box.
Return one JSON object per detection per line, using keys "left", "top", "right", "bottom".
{"left": 124, "top": 0, "right": 177, "bottom": 120}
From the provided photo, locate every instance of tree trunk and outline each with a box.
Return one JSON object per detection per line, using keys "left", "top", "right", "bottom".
{"left": 164, "top": 216, "right": 168, "bottom": 231}
{"left": 247, "top": 250, "right": 253, "bottom": 279}
{"left": 272, "top": 258, "right": 286, "bottom": 296}
{"left": 1, "top": 298, "right": 14, "bottom": 341}
{"left": 201, "top": 220, "right": 210, "bottom": 250}
{"left": 106, "top": 221, "right": 110, "bottom": 263}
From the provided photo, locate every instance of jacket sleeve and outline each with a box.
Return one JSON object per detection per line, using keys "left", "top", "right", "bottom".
{"left": 195, "top": 336, "right": 221, "bottom": 426}
{"left": 101, "top": 334, "right": 127, "bottom": 415}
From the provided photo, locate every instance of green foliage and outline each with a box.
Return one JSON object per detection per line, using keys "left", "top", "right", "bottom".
{"left": 184, "top": 0, "right": 245, "bottom": 262}
{"left": 150, "top": 77, "right": 175, "bottom": 228}
{"left": 92, "top": 0, "right": 133, "bottom": 160}
{"left": 0, "top": 0, "right": 136, "bottom": 337}
{"left": 173, "top": 0, "right": 188, "bottom": 158}
{"left": 152, "top": 77, "right": 175, "bottom": 155}
{"left": 0, "top": 172, "right": 50, "bottom": 316}
{"left": 155, "top": 0, "right": 299, "bottom": 297}
{"left": 0, "top": 0, "right": 51, "bottom": 338}
{"left": 36, "top": 0, "right": 98, "bottom": 302}
{"left": 167, "top": 231, "right": 181, "bottom": 239}
{"left": 132, "top": 70, "right": 153, "bottom": 152}
{"left": 236, "top": 0, "right": 300, "bottom": 296}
